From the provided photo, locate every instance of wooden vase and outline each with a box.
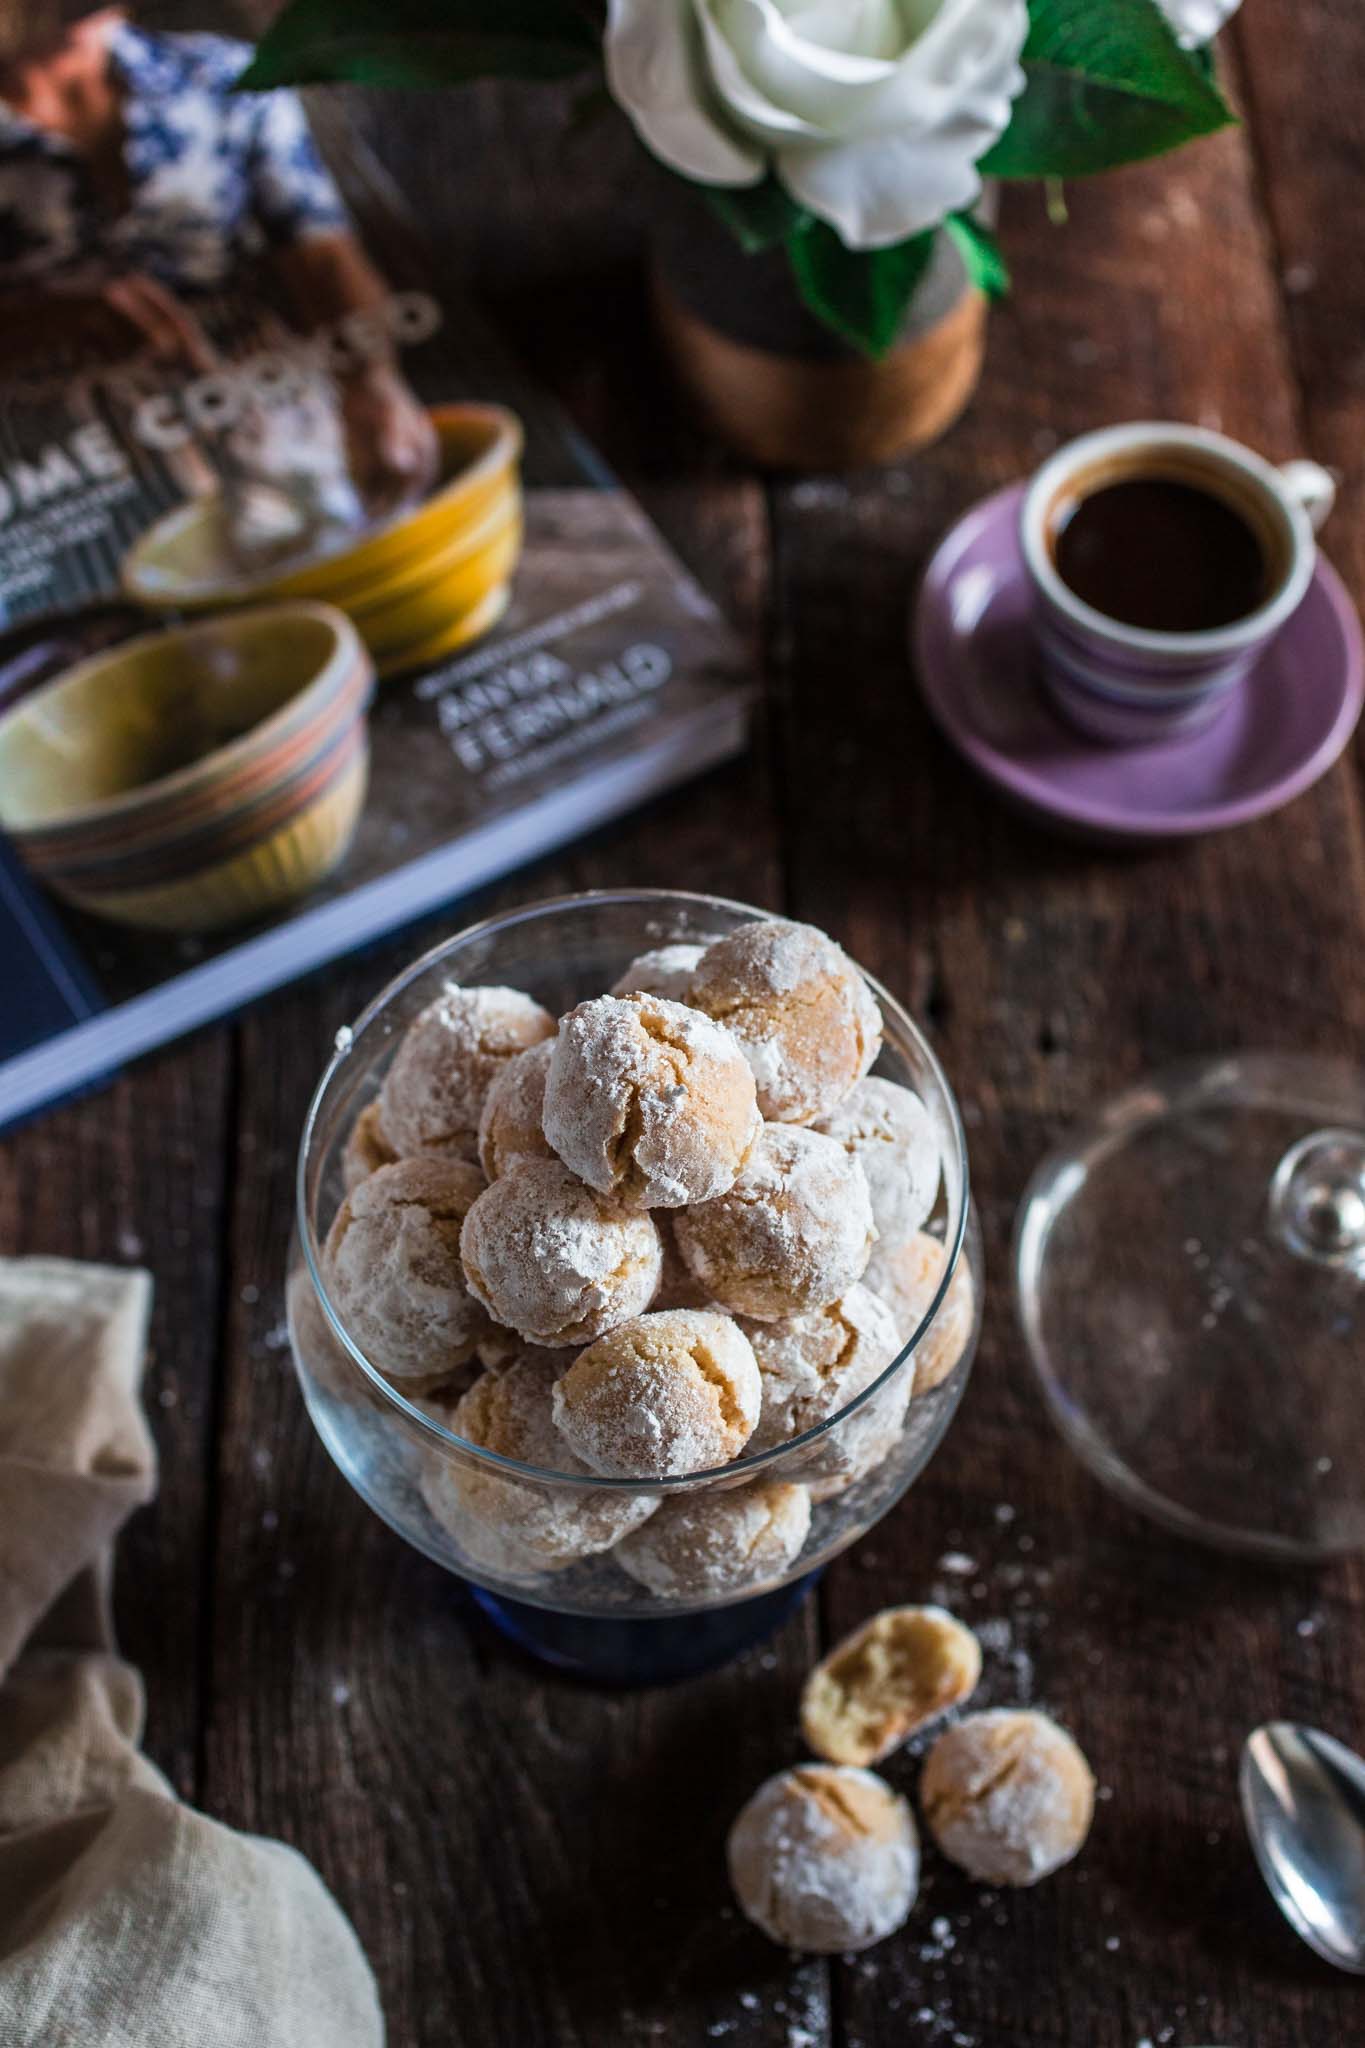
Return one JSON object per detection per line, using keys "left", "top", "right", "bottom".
{"left": 650, "top": 186, "right": 988, "bottom": 471}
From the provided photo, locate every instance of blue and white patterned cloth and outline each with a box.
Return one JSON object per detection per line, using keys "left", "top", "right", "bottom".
{"left": 0, "top": 24, "right": 350, "bottom": 294}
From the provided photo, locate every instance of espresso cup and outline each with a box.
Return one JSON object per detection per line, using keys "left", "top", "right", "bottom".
{"left": 1020, "top": 422, "right": 1336, "bottom": 746}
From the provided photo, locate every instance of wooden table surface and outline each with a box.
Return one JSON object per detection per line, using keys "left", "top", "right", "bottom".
{"left": 7, "top": 7, "right": 1365, "bottom": 2044}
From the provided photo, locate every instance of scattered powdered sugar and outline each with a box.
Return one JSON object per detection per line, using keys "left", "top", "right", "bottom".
{"left": 971, "top": 1616, "right": 1037, "bottom": 1707}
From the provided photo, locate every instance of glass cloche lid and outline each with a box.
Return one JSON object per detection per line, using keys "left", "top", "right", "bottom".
{"left": 1014, "top": 1052, "right": 1365, "bottom": 1561}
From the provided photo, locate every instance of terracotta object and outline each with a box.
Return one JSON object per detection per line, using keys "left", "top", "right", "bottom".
{"left": 650, "top": 187, "right": 987, "bottom": 470}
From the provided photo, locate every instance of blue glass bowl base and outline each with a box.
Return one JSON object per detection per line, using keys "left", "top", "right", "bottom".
{"left": 467, "top": 1571, "right": 823, "bottom": 1686}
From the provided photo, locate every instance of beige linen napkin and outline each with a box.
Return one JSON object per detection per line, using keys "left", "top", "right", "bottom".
{"left": 0, "top": 1256, "right": 384, "bottom": 2048}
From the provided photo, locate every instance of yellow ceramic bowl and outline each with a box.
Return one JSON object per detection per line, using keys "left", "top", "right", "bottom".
{"left": 0, "top": 603, "right": 373, "bottom": 933}
{"left": 355, "top": 501, "right": 523, "bottom": 663}
{"left": 120, "top": 404, "right": 524, "bottom": 666}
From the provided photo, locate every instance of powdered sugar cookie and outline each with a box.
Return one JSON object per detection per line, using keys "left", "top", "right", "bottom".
{"left": 543, "top": 992, "right": 759, "bottom": 1209}
{"left": 690, "top": 920, "right": 881, "bottom": 1124}
{"left": 673, "top": 1125, "right": 874, "bottom": 1320}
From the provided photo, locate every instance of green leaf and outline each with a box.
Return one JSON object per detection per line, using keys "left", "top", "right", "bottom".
{"left": 238, "top": 0, "right": 598, "bottom": 91}
{"left": 946, "top": 212, "right": 1010, "bottom": 298}
{"left": 703, "top": 177, "right": 809, "bottom": 255}
{"left": 982, "top": 0, "right": 1234, "bottom": 180}
{"left": 785, "top": 220, "right": 936, "bottom": 358}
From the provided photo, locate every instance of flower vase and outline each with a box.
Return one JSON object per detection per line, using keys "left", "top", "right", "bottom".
{"left": 649, "top": 184, "right": 987, "bottom": 472}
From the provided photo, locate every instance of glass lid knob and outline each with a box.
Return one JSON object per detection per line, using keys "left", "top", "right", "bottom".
{"left": 1270, "top": 1129, "right": 1365, "bottom": 1270}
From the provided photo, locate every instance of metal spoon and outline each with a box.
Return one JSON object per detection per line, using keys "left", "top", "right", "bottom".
{"left": 1241, "top": 1722, "right": 1365, "bottom": 1973}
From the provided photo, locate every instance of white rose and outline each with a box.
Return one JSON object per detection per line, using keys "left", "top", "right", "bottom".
{"left": 604, "top": 0, "right": 1028, "bottom": 250}
{"left": 1154, "top": 0, "right": 1241, "bottom": 46}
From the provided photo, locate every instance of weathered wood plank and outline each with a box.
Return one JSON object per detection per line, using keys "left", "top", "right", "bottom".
{"left": 197, "top": 452, "right": 827, "bottom": 2046}
{"left": 0, "top": 1036, "right": 233, "bottom": 1799}
{"left": 765, "top": 114, "right": 1365, "bottom": 2048}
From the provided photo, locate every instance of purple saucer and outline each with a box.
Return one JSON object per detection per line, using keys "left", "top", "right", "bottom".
{"left": 913, "top": 483, "right": 1364, "bottom": 842}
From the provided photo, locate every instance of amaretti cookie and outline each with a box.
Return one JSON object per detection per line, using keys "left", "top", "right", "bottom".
{"left": 423, "top": 1353, "right": 657, "bottom": 1568}
{"left": 728, "top": 1764, "right": 918, "bottom": 1954}
{"left": 322, "top": 1156, "right": 489, "bottom": 1386}
{"left": 341, "top": 1100, "right": 395, "bottom": 1192}
{"left": 476, "top": 1037, "right": 556, "bottom": 1181}
{"left": 673, "top": 1125, "right": 874, "bottom": 1321}
{"left": 921, "top": 1710, "right": 1095, "bottom": 1887}
{"left": 543, "top": 993, "right": 760, "bottom": 1210}
{"left": 740, "top": 1284, "right": 901, "bottom": 1456}
{"left": 609, "top": 941, "right": 707, "bottom": 1003}
{"left": 689, "top": 919, "right": 881, "bottom": 1124}
{"left": 863, "top": 1230, "right": 975, "bottom": 1393}
{"left": 460, "top": 1159, "right": 661, "bottom": 1348}
{"left": 614, "top": 1479, "right": 810, "bottom": 1599}
{"left": 812, "top": 1077, "right": 941, "bottom": 1246}
{"left": 552, "top": 1309, "right": 760, "bottom": 1478}
{"left": 378, "top": 983, "right": 554, "bottom": 1162}
{"left": 801, "top": 1606, "right": 981, "bottom": 1767}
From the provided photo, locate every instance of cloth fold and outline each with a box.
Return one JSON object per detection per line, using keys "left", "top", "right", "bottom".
{"left": 0, "top": 1256, "right": 384, "bottom": 2048}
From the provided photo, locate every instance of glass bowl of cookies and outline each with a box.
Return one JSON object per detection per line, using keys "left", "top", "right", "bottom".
{"left": 287, "top": 889, "right": 981, "bottom": 1680}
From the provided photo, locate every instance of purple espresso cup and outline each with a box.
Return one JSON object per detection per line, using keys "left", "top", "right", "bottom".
{"left": 1020, "top": 422, "right": 1336, "bottom": 746}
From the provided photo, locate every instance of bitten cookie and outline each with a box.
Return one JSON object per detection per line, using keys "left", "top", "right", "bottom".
{"left": 802, "top": 1606, "right": 981, "bottom": 1767}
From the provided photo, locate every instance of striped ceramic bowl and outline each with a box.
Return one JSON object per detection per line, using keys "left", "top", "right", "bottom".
{"left": 0, "top": 603, "right": 373, "bottom": 933}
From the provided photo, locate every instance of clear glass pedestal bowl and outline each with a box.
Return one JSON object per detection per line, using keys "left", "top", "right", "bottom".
{"left": 287, "top": 889, "right": 982, "bottom": 1682}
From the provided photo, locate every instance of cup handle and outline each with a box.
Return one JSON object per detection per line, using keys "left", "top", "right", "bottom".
{"left": 1279, "top": 459, "right": 1337, "bottom": 534}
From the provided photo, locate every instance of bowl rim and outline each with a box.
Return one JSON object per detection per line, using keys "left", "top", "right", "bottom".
{"left": 121, "top": 401, "right": 524, "bottom": 610}
{"left": 0, "top": 600, "right": 369, "bottom": 838}
{"left": 295, "top": 887, "right": 973, "bottom": 1493}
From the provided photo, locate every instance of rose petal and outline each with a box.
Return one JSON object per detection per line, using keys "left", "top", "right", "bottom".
{"left": 779, "top": 129, "right": 981, "bottom": 246}
{"left": 783, "top": 0, "right": 918, "bottom": 63}
{"left": 776, "top": 0, "right": 1027, "bottom": 246}
{"left": 605, "top": 0, "right": 765, "bottom": 186}
{"left": 1154, "top": 0, "right": 1240, "bottom": 46}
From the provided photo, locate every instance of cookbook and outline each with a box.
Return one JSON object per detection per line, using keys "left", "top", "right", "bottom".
{"left": 0, "top": 137, "right": 752, "bottom": 1134}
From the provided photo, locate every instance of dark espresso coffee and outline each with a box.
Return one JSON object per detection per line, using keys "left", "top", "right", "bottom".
{"left": 1052, "top": 474, "right": 1271, "bottom": 633}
